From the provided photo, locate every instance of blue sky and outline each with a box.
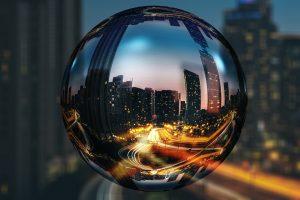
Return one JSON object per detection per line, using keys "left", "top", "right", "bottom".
{"left": 83, "top": 0, "right": 300, "bottom": 35}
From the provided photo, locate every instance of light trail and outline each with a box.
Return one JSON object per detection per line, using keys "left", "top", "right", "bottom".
{"left": 159, "top": 111, "right": 235, "bottom": 145}
{"left": 214, "top": 163, "right": 300, "bottom": 199}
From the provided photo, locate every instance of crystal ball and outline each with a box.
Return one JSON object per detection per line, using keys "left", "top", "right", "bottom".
{"left": 61, "top": 6, "right": 247, "bottom": 191}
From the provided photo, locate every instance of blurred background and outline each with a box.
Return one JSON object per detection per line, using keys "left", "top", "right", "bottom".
{"left": 0, "top": 0, "right": 299, "bottom": 199}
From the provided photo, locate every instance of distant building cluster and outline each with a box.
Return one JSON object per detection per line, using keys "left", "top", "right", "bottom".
{"left": 65, "top": 71, "right": 240, "bottom": 134}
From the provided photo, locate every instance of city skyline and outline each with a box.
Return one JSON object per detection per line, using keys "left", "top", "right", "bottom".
{"left": 1, "top": 0, "right": 300, "bottom": 199}
{"left": 109, "top": 18, "right": 240, "bottom": 108}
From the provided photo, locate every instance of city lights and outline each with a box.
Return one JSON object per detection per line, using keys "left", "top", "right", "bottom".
{"left": 61, "top": 6, "right": 247, "bottom": 191}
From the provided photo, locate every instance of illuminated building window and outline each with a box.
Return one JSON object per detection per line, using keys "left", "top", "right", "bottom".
{"left": 20, "top": 65, "right": 28, "bottom": 75}
{"left": 245, "top": 32, "right": 253, "bottom": 43}
{"left": 1, "top": 63, "right": 9, "bottom": 73}
{"left": 0, "top": 183, "right": 8, "bottom": 194}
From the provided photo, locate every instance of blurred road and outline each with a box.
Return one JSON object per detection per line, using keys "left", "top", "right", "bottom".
{"left": 79, "top": 162, "right": 300, "bottom": 200}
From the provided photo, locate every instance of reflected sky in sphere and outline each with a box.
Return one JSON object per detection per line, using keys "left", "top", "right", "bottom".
{"left": 111, "top": 19, "right": 240, "bottom": 108}
{"left": 61, "top": 6, "right": 247, "bottom": 192}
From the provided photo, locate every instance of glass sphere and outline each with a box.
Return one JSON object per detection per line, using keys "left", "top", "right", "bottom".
{"left": 61, "top": 6, "right": 247, "bottom": 191}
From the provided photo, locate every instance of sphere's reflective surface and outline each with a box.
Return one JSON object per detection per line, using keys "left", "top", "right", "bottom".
{"left": 61, "top": 6, "right": 247, "bottom": 191}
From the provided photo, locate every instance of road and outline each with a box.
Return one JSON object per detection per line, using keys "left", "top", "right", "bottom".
{"left": 79, "top": 173, "right": 250, "bottom": 200}
{"left": 117, "top": 115, "right": 233, "bottom": 177}
{"left": 79, "top": 162, "right": 300, "bottom": 200}
{"left": 79, "top": 110, "right": 300, "bottom": 199}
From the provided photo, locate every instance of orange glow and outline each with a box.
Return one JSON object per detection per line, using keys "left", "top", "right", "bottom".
{"left": 214, "top": 163, "right": 300, "bottom": 199}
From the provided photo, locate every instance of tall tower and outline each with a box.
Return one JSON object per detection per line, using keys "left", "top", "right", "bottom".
{"left": 184, "top": 69, "right": 201, "bottom": 124}
{"left": 223, "top": 0, "right": 277, "bottom": 160}
{"left": 200, "top": 50, "right": 222, "bottom": 113}
{"left": 0, "top": 0, "right": 81, "bottom": 199}
{"left": 183, "top": 19, "right": 221, "bottom": 114}
{"left": 273, "top": 34, "right": 300, "bottom": 176}
{"left": 155, "top": 90, "right": 180, "bottom": 124}
{"left": 224, "top": 82, "right": 230, "bottom": 106}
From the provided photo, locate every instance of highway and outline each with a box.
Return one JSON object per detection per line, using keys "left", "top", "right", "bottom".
{"left": 78, "top": 109, "right": 300, "bottom": 199}
{"left": 116, "top": 112, "right": 234, "bottom": 177}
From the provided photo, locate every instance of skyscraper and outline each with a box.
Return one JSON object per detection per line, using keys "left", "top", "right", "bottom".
{"left": 224, "top": 82, "right": 230, "bottom": 106}
{"left": 183, "top": 69, "right": 201, "bottom": 124}
{"left": 0, "top": 0, "right": 81, "bottom": 199}
{"left": 107, "top": 76, "right": 133, "bottom": 132}
{"left": 145, "top": 87, "right": 155, "bottom": 121}
{"left": 223, "top": 0, "right": 277, "bottom": 159}
{"left": 131, "top": 87, "right": 147, "bottom": 125}
{"left": 200, "top": 50, "right": 222, "bottom": 113}
{"left": 183, "top": 19, "right": 221, "bottom": 114}
{"left": 155, "top": 90, "right": 180, "bottom": 124}
{"left": 273, "top": 34, "right": 300, "bottom": 175}
{"left": 180, "top": 101, "right": 186, "bottom": 120}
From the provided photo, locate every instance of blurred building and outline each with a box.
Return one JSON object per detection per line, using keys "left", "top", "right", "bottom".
{"left": 224, "top": 82, "right": 230, "bottom": 106}
{"left": 0, "top": 0, "right": 81, "bottom": 199}
{"left": 223, "top": 0, "right": 277, "bottom": 161}
{"left": 271, "top": 34, "right": 300, "bottom": 175}
{"left": 223, "top": 0, "right": 300, "bottom": 177}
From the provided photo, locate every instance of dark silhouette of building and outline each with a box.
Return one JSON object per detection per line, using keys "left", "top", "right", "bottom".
{"left": 107, "top": 76, "right": 133, "bottom": 132}
{"left": 113, "top": 75, "right": 124, "bottom": 85}
{"left": 224, "top": 82, "right": 230, "bottom": 106}
{"left": 144, "top": 88, "right": 155, "bottom": 121}
{"left": 155, "top": 90, "right": 180, "bottom": 124}
{"left": 131, "top": 87, "right": 148, "bottom": 125}
{"left": 272, "top": 34, "right": 300, "bottom": 175}
{"left": 180, "top": 101, "right": 186, "bottom": 120}
{"left": 183, "top": 69, "right": 201, "bottom": 124}
{"left": 0, "top": 0, "right": 81, "bottom": 200}
{"left": 169, "top": 18, "right": 180, "bottom": 27}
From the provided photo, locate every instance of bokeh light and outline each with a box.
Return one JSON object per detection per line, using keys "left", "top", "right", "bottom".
{"left": 61, "top": 6, "right": 247, "bottom": 191}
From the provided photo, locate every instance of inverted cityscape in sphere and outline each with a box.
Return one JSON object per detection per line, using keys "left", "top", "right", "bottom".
{"left": 61, "top": 6, "right": 247, "bottom": 191}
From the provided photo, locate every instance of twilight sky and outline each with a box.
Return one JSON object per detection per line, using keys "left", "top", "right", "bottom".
{"left": 83, "top": 0, "right": 300, "bottom": 35}
{"left": 109, "top": 20, "right": 239, "bottom": 109}
{"left": 80, "top": 0, "right": 299, "bottom": 109}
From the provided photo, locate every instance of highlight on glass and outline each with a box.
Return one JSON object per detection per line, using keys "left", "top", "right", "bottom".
{"left": 61, "top": 6, "right": 247, "bottom": 191}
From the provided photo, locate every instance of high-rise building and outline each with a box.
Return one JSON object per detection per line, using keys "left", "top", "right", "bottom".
{"left": 223, "top": 0, "right": 277, "bottom": 159}
{"left": 224, "top": 82, "right": 230, "bottom": 106}
{"left": 183, "top": 19, "right": 221, "bottom": 114}
{"left": 155, "top": 90, "right": 180, "bottom": 124}
{"left": 272, "top": 34, "right": 300, "bottom": 175}
{"left": 145, "top": 87, "right": 155, "bottom": 121}
{"left": 0, "top": 0, "right": 81, "bottom": 199}
{"left": 112, "top": 75, "right": 124, "bottom": 85}
{"left": 200, "top": 50, "right": 222, "bottom": 113}
{"left": 107, "top": 76, "right": 133, "bottom": 132}
{"left": 131, "top": 87, "right": 147, "bottom": 125}
{"left": 180, "top": 101, "right": 186, "bottom": 120}
{"left": 183, "top": 69, "right": 201, "bottom": 124}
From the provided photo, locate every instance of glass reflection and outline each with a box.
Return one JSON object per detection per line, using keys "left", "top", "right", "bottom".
{"left": 61, "top": 6, "right": 247, "bottom": 191}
